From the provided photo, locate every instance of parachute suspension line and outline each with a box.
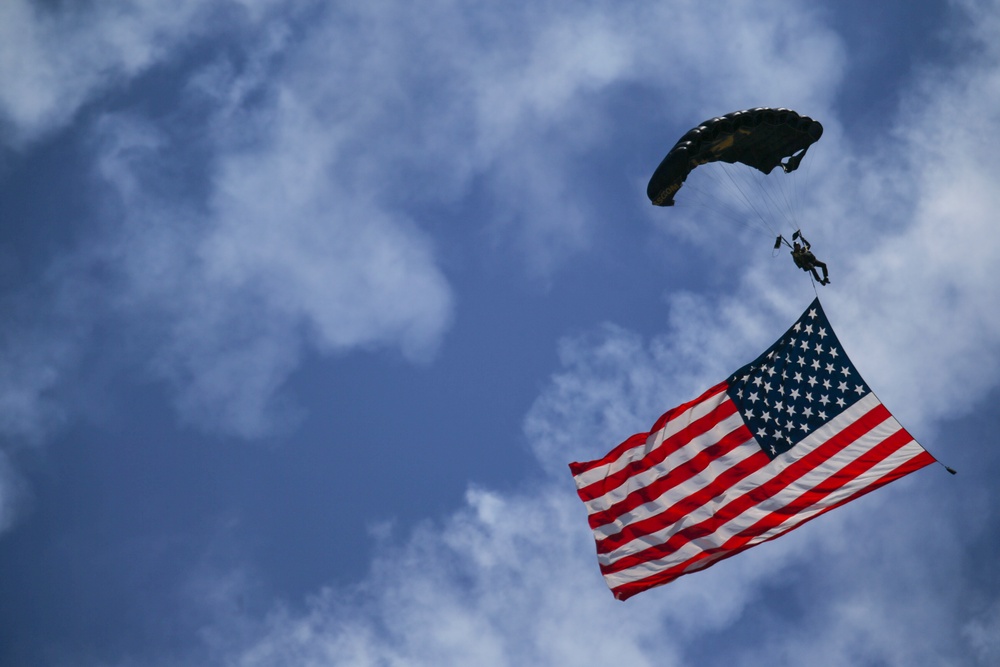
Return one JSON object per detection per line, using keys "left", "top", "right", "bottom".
{"left": 679, "top": 171, "right": 775, "bottom": 238}
{"left": 782, "top": 151, "right": 818, "bottom": 240}
{"left": 718, "top": 164, "right": 780, "bottom": 238}
{"left": 678, "top": 187, "right": 752, "bottom": 230}
{"left": 774, "top": 169, "right": 800, "bottom": 233}
{"left": 789, "top": 159, "right": 804, "bottom": 232}
{"left": 744, "top": 162, "right": 799, "bottom": 239}
{"left": 742, "top": 167, "right": 789, "bottom": 234}
{"left": 683, "top": 182, "right": 772, "bottom": 239}
{"left": 780, "top": 161, "right": 805, "bottom": 238}
{"left": 684, "top": 163, "right": 781, "bottom": 240}
{"left": 686, "top": 163, "right": 816, "bottom": 255}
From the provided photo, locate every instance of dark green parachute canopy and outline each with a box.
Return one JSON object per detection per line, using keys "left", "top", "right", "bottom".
{"left": 647, "top": 107, "right": 823, "bottom": 206}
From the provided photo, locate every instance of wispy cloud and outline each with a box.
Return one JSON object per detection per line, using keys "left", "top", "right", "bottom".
{"left": 2, "top": 0, "right": 1000, "bottom": 661}
{"left": 0, "top": 0, "right": 842, "bottom": 439}
{"left": 183, "top": 2, "right": 1000, "bottom": 663}
{"left": 0, "top": 0, "right": 218, "bottom": 146}
{"left": 86, "top": 95, "right": 455, "bottom": 435}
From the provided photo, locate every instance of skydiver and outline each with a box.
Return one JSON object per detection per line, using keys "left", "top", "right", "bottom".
{"left": 789, "top": 230, "right": 829, "bottom": 285}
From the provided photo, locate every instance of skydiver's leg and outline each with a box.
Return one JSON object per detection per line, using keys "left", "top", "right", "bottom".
{"left": 810, "top": 268, "right": 823, "bottom": 283}
{"left": 814, "top": 260, "right": 829, "bottom": 282}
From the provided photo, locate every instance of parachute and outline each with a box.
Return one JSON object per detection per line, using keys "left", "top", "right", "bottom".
{"left": 647, "top": 107, "right": 823, "bottom": 207}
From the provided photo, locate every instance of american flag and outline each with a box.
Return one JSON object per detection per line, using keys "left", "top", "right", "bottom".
{"left": 569, "top": 298, "right": 936, "bottom": 601}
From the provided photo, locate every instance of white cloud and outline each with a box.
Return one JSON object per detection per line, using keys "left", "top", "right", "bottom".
{"left": 2, "top": 0, "right": 999, "bottom": 658}
{"left": 0, "top": 0, "right": 305, "bottom": 147}
{"left": 634, "top": 0, "right": 1000, "bottom": 441}
{"left": 0, "top": 0, "right": 197, "bottom": 145}
{"left": 179, "top": 1, "right": 1000, "bottom": 663}
{"left": 205, "top": 323, "right": 996, "bottom": 665}
{"left": 202, "top": 102, "right": 453, "bottom": 362}
{"left": 86, "top": 96, "right": 454, "bottom": 436}
{"left": 259, "top": 1, "right": 845, "bottom": 277}
{"left": 206, "top": 313, "right": 991, "bottom": 665}
{"left": 809, "top": 0, "right": 1000, "bottom": 436}
{"left": 0, "top": 0, "right": 846, "bottom": 438}
{"left": 0, "top": 323, "right": 69, "bottom": 442}
{"left": 964, "top": 600, "right": 1000, "bottom": 665}
{"left": 211, "top": 485, "right": 800, "bottom": 666}
{"left": 466, "top": 3, "right": 843, "bottom": 275}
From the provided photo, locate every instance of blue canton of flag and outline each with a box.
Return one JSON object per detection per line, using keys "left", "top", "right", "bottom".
{"left": 726, "top": 302, "right": 869, "bottom": 459}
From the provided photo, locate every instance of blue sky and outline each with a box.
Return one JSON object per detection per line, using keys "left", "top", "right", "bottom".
{"left": 1, "top": 0, "right": 999, "bottom": 665}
